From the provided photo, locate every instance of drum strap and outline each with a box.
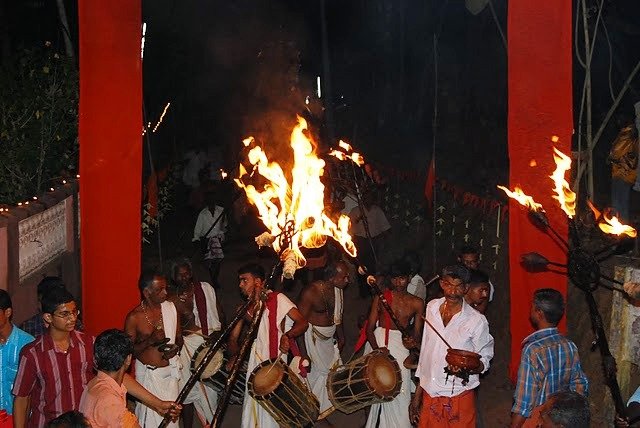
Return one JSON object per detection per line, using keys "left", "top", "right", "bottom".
{"left": 267, "top": 291, "right": 280, "bottom": 359}
{"left": 352, "top": 290, "right": 393, "bottom": 352}
{"left": 194, "top": 282, "right": 209, "bottom": 335}
{"left": 383, "top": 290, "right": 393, "bottom": 347}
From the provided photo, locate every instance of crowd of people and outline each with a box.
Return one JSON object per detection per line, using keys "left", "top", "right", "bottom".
{"left": 0, "top": 238, "right": 602, "bottom": 428}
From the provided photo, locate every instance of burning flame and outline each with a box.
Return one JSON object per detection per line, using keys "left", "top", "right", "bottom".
{"left": 587, "top": 201, "right": 637, "bottom": 238}
{"left": 329, "top": 140, "right": 365, "bottom": 166}
{"left": 235, "top": 116, "right": 357, "bottom": 275}
{"left": 497, "top": 185, "right": 543, "bottom": 212}
{"left": 549, "top": 147, "right": 576, "bottom": 218}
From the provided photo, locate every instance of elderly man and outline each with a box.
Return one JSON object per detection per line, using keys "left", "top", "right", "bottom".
{"left": 410, "top": 265, "right": 494, "bottom": 427}
{"left": 169, "top": 259, "right": 224, "bottom": 425}
{"left": 296, "top": 261, "right": 349, "bottom": 420}
{"left": 125, "top": 271, "right": 183, "bottom": 428}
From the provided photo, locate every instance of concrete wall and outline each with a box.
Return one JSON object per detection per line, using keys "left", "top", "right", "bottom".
{"left": 0, "top": 182, "right": 81, "bottom": 323}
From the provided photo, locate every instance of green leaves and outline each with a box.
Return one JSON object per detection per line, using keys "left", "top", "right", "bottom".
{"left": 0, "top": 45, "right": 78, "bottom": 203}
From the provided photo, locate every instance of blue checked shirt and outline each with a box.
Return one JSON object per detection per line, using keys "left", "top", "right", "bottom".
{"left": 0, "top": 325, "right": 34, "bottom": 414}
{"left": 512, "top": 327, "right": 588, "bottom": 417}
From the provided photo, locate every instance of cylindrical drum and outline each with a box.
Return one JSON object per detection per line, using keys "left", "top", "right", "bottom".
{"left": 327, "top": 349, "right": 401, "bottom": 414}
{"left": 248, "top": 358, "right": 319, "bottom": 428}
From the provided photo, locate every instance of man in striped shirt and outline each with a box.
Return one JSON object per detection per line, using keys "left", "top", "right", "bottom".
{"left": 12, "top": 288, "right": 180, "bottom": 428}
{"left": 511, "top": 288, "right": 588, "bottom": 427}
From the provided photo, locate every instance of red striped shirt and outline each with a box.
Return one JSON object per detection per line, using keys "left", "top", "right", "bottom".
{"left": 12, "top": 331, "right": 95, "bottom": 428}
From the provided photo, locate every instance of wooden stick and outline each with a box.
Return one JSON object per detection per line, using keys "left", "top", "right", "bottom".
{"left": 420, "top": 315, "right": 453, "bottom": 349}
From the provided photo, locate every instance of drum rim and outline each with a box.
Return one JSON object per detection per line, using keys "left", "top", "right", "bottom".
{"left": 190, "top": 341, "right": 224, "bottom": 378}
{"left": 248, "top": 358, "right": 288, "bottom": 400}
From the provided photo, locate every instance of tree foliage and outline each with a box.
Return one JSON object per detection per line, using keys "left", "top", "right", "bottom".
{"left": 0, "top": 43, "right": 78, "bottom": 203}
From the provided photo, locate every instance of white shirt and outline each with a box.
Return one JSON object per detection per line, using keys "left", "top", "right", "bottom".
{"left": 192, "top": 206, "right": 226, "bottom": 241}
{"left": 193, "top": 281, "right": 221, "bottom": 335}
{"left": 416, "top": 297, "right": 494, "bottom": 397}
{"left": 407, "top": 274, "right": 426, "bottom": 300}
{"left": 349, "top": 205, "right": 391, "bottom": 238}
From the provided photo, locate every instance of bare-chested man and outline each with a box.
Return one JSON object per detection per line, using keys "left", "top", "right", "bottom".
{"left": 365, "top": 260, "right": 424, "bottom": 428}
{"left": 168, "top": 259, "right": 225, "bottom": 426}
{"left": 296, "top": 261, "right": 349, "bottom": 418}
{"left": 125, "top": 271, "right": 183, "bottom": 428}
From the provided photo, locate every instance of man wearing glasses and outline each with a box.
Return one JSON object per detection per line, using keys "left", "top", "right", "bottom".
{"left": 12, "top": 288, "right": 180, "bottom": 428}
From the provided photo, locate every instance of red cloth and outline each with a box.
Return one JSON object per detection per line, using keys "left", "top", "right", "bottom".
{"left": 79, "top": 0, "right": 142, "bottom": 335}
{"left": 424, "top": 158, "right": 436, "bottom": 209}
{"left": 266, "top": 292, "right": 280, "bottom": 359}
{"left": 193, "top": 282, "right": 209, "bottom": 335}
{"left": 508, "top": 1, "right": 571, "bottom": 381}
{"left": 0, "top": 411, "right": 11, "bottom": 428}
{"left": 382, "top": 289, "right": 393, "bottom": 346}
{"left": 12, "top": 331, "right": 95, "bottom": 427}
{"left": 418, "top": 389, "right": 476, "bottom": 427}
{"left": 353, "top": 290, "right": 394, "bottom": 352}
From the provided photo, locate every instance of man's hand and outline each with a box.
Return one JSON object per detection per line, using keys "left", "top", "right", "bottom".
{"left": 615, "top": 415, "right": 630, "bottom": 428}
{"left": 153, "top": 401, "right": 182, "bottom": 422}
{"left": 279, "top": 334, "right": 291, "bottom": 354}
{"left": 409, "top": 395, "right": 421, "bottom": 425}
{"left": 161, "top": 345, "right": 180, "bottom": 361}
{"left": 402, "top": 336, "right": 418, "bottom": 350}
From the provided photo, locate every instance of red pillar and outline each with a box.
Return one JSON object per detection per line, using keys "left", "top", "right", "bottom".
{"left": 78, "top": 1, "right": 142, "bottom": 335}
{"left": 508, "top": 2, "right": 572, "bottom": 379}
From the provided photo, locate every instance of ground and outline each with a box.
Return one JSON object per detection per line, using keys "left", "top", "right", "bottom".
{"left": 144, "top": 185, "right": 635, "bottom": 427}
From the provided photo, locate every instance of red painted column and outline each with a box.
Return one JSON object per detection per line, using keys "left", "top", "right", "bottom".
{"left": 508, "top": 2, "right": 572, "bottom": 379}
{"left": 78, "top": 0, "right": 142, "bottom": 335}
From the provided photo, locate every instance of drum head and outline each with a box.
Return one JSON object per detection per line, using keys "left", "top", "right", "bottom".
{"left": 366, "top": 353, "right": 399, "bottom": 396}
{"left": 249, "top": 359, "right": 285, "bottom": 397}
{"left": 191, "top": 344, "right": 224, "bottom": 380}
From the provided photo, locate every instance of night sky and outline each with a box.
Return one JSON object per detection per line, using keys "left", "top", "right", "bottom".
{"left": 3, "top": 0, "right": 640, "bottom": 200}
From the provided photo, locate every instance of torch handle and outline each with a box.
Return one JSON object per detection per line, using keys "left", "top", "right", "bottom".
{"left": 365, "top": 275, "right": 415, "bottom": 340}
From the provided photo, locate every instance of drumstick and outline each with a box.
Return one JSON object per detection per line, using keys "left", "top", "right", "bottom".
{"left": 265, "top": 351, "right": 284, "bottom": 376}
{"left": 421, "top": 315, "right": 453, "bottom": 349}
{"left": 317, "top": 406, "right": 335, "bottom": 421}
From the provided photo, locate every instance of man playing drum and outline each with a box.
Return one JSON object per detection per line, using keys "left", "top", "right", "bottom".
{"left": 169, "top": 258, "right": 225, "bottom": 426}
{"left": 227, "top": 263, "right": 308, "bottom": 428}
{"left": 125, "top": 271, "right": 183, "bottom": 428}
{"left": 364, "top": 260, "right": 424, "bottom": 428}
{"left": 410, "top": 265, "right": 494, "bottom": 427}
{"left": 296, "top": 261, "right": 349, "bottom": 422}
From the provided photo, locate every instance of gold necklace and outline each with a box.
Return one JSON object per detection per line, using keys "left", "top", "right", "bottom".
{"left": 141, "top": 300, "right": 163, "bottom": 330}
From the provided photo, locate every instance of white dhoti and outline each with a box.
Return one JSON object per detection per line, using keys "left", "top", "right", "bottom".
{"left": 135, "top": 301, "right": 181, "bottom": 428}
{"left": 241, "top": 292, "right": 295, "bottom": 428}
{"left": 304, "top": 324, "right": 341, "bottom": 412}
{"left": 179, "top": 333, "right": 219, "bottom": 424}
{"left": 134, "top": 361, "right": 180, "bottom": 428}
{"left": 364, "top": 327, "right": 411, "bottom": 428}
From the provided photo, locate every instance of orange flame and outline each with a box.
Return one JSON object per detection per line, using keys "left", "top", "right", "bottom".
{"left": 497, "top": 185, "right": 543, "bottom": 212}
{"left": 329, "top": 140, "right": 365, "bottom": 166}
{"left": 236, "top": 116, "right": 357, "bottom": 271}
{"left": 587, "top": 200, "right": 637, "bottom": 238}
{"left": 338, "top": 140, "right": 352, "bottom": 151}
{"left": 549, "top": 147, "right": 576, "bottom": 218}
